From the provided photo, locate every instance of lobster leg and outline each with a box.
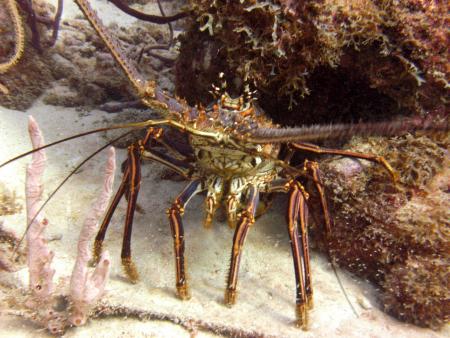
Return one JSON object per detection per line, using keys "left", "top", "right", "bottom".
{"left": 286, "top": 182, "right": 312, "bottom": 329}
{"left": 303, "top": 160, "right": 332, "bottom": 236}
{"left": 96, "top": 143, "right": 143, "bottom": 282}
{"left": 93, "top": 166, "right": 130, "bottom": 263}
{"left": 93, "top": 128, "right": 173, "bottom": 282}
{"left": 167, "top": 180, "right": 203, "bottom": 299}
{"left": 225, "top": 185, "right": 259, "bottom": 305}
{"left": 120, "top": 144, "right": 142, "bottom": 282}
{"left": 93, "top": 145, "right": 141, "bottom": 282}
{"left": 121, "top": 144, "right": 194, "bottom": 283}
{"left": 93, "top": 146, "right": 141, "bottom": 283}
{"left": 289, "top": 142, "right": 398, "bottom": 182}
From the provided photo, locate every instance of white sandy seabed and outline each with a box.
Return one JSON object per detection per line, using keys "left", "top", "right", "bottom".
{"left": 0, "top": 103, "right": 448, "bottom": 338}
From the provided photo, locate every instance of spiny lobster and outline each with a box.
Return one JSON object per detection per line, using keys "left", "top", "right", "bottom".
{"left": 1, "top": 0, "right": 448, "bottom": 329}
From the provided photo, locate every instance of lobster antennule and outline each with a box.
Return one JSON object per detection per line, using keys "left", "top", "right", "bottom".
{"left": 247, "top": 115, "right": 449, "bottom": 143}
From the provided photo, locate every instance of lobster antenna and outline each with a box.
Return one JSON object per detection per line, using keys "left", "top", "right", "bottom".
{"left": 0, "top": 120, "right": 152, "bottom": 168}
{"left": 12, "top": 129, "right": 135, "bottom": 255}
{"left": 248, "top": 115, "right": 449, "bottom": 143}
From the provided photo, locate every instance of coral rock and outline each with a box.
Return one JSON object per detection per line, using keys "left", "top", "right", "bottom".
{"left": 308, "top": 133, "right": 449, "bottom": 328}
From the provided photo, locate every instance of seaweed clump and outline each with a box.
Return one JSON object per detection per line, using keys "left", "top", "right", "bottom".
{"left": 176, "top": 0, "right": 448, "bottom": 124}
{"left": 308, "top": 133, "right": 449, "bottom": 329}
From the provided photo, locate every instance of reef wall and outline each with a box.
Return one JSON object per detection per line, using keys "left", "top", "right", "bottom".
{"left": 176, "top": 0, "right": 448, "bottom": 124}
{"left": 308, "top": 133, "right": 449, "bottom": 329}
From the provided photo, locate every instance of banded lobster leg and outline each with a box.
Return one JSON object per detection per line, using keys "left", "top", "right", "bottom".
{"left": 93, "top": 128, "right": 193, "bottom": 282}
{"left": 267, "top": 179, "right": 313, "bottom": 329}
{"left": 166, "top": 180, "right": 203, "bottom": 299}
{"left": 287, "top": 182, "right": 312, "bottom": 328}
{"left": 289, "top": 142, "right": 398, "bottom": 182}
{"left": 223, "top": 180, "right": 313, "bottom": 328}
{"left": 224, "top": 185, "right": 259, "bottom": 305}
{"left": 93, "top": 128, "right": 158, "bottom": 281}
{"left": 303, "top": 159, "right": 333, "bottom": 237}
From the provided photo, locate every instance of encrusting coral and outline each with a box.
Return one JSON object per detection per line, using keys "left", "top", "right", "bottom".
{"left": 382, "top": 256, "right": 449, "bottom": 329}
{"left": 43, "top": 16, "right": 176, "bottom": 107}
{"left": 308, "top": 132, "right": 449, "bottom": 329}
{"left": 176, "top": 0, "right": 448, "bottom": 124}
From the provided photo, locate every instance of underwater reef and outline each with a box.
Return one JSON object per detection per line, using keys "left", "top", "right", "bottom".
{"left": 176, "top": 0, "right": 448, "bottom": 124}
{"left": 4, "top": 0, "right": 448, "bottom": 120}
{"left": 43, "top": 16, "right": 176, "bottom": 107}
{"left": 0, "top": 0, "right": 448, "bottom": 331}
{"left": 174, "top": 2, "right": 449, "bottom": 328}
{"left": 307, "top": 133, "right": 449, "bottom": 329}
{"left": 0, "top": 0, "right": 176, "bottom": 110}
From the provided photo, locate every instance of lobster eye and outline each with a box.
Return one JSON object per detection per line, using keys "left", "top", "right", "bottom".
{"left": 197, "top": 149, "right": 206, "bottom": 160}
{"left": 250, "top": 157, "right": 261, "bottom": 167}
